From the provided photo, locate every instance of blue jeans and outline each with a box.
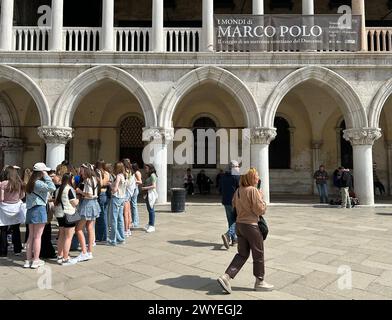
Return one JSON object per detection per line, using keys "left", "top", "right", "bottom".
{"left": 146, "top": 198, "right": 155, "bottom": 227}
{"left": 96, "top": 192, "right": 109, "bottom": 241}
{"left": 316, "top": 184, "right": 329, "bottom": 203}
{"left": 224, "top": 205, "right": 237, "bottom": 241}
{"left": 131, "top": 188, "right": 139, "bottom": 228}
{"left": 109, "top": 196, "right": 125, "bottom": 244}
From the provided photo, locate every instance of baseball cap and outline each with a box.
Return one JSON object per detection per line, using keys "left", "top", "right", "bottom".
{"left": 33, "top": 162, "right": 51, "bottom": 172}
{"left": 230, "top": 160, "right": 239, "bottom": 168}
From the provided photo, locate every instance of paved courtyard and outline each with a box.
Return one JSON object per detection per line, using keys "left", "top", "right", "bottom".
{"left": 1, "top": 204, "right": 392, "bottom": 300}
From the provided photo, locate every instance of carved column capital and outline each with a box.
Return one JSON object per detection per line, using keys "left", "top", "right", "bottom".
{"left": 38, "top": 126, "right": 74, "bottom": 144}
{"left": 250, "top": 127, "right": 277, "bottom": 145}
{"left": 143, "top": 127, "right": 174, "bottom": 144}
{"left": 311, "top": 140, "right": 323, "bottom": 149}
{"left": 343, "top": 128, "right": 382, "bottom": 146}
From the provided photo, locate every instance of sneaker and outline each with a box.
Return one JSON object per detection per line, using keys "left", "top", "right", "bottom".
{"left": 144, "top": 224, "right": 150, "bottom": 231}
{"left": 221, "top": 233, "right": 230, "bottom": 249}
{"left": 62, "top": 258, "right": 78, "bottom": 266}
{"left": 30, "top": 260, "right": 45, "bottom": 269}
{"left": 57, "top": 256, "right": 63, "bottom": 264}
{"left": 128, "top": 230, "right": 132, "bottom": 236}
{"left": 107, "top": 240, "right": 116, "bottom": 246}
{"left": 76, "top": 252, "right": 90, "bottom": 262}
{"left": 217, "top": 273, "right": 232, "bottom": 294}
{"left": 254, "top": 278, "right": 274, "bottom": 292}
{"left": 146, "top": 226, "right": 156, "bottom": 233}
{"left": 14, "top": 252, "right": 21, "bottom": 256}
{"left": 23, "top": 260, "right": 31, "bottom": 268}
{"left": 87, "top": 252, "right": 93, "bottom": 260}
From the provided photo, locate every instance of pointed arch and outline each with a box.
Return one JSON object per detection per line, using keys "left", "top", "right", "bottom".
{"left": 159, "top": 66, "right": 261, "bottom": 128}
{"left": 369, "top": 78, "right": 392, "bottom": 128}
{"left": 53, "top": 65, "right": 157, "bottom": 128}
{"left": 0, "top": 65, "right": 50, "bottom": 126}
{"left": 263, "top": 66, "right": 367, "bottom": 129}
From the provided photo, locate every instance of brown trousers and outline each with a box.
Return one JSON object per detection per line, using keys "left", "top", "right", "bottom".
{"left": 225, "top": 223, "right": 265, "bottom": 280}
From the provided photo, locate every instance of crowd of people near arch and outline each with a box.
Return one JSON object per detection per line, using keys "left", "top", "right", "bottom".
{"left": 0, "top": 159, "right": 158, "bottom": 268}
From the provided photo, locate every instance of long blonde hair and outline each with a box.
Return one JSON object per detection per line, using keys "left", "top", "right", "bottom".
{"left": 239, "top": 168, "right": 258, "bottom": 188}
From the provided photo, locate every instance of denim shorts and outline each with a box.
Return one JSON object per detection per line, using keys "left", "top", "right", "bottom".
{"left": 25, "top": 206, "right": 47, "bottom": 224}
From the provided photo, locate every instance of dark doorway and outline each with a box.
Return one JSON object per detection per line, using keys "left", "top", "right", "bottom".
{"left": 340, "top": 120, "right": 353, "bottom": 169}
{"left": 269, "top": 116, "right": 291, "bottom": 169}
{"left": 193, "top": 117, "right": 217, "bottom": 169}
{"left": 119, "top": 116, "right": 145, "bottom": 167}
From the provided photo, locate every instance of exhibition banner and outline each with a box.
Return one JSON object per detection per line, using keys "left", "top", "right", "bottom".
{"left": 214, "top": 15, "right": 361, "bottom": 52}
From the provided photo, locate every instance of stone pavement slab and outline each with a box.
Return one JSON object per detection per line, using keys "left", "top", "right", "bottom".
{"left": 1, "top": 205, "right": 392, "bottom": 300}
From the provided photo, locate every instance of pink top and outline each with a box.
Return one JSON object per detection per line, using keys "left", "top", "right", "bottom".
{"left": 0, "top": 181, "right": 25, "bottom": 203}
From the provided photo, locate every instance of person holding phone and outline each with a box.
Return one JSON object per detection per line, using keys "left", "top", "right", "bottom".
{"left": 24, "top": 163, "right": 56, "bottom": 269}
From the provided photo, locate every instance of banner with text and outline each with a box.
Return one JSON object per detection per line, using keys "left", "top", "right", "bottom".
{"left": 214, "top": 15, "right": 361, "bottom": 52}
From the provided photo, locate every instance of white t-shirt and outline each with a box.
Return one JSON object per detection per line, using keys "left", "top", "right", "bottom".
{"left": 83, "top": 177, "right": 99, "bottom": 199}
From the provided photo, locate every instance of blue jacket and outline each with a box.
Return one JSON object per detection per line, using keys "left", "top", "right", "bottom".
{"left": 26, "top": 176, "right": 56, "bottom": 209}
{"left": 219, "top": 172, "right": 240, "bottom": 206}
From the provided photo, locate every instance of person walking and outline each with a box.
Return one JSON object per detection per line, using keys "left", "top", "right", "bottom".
{"left": 75, "top": 163, "right": 100, "bottom": 261}
{"left": 108, "top": 162, "right": 127, "bottom": 246}
{"left": 219, "top": 161, "right": 240, "bottom": 249}
{"left": 24, "top": 163, "right": 56, "bottom": 269}
{"left": 337, "top": 167, "right": 353, "bottom": 209}
{"left": 217, "top": 168, "right": 274, "bottom": 293}
{"left": 0, "top": 166, "right": 26, "bottom": 257}
{"left": 53, "top": 173, "right": 79, "bottom": 265}
{"left": 142, "top": 164, "right": 158, "bottom": 233}
{"left": 130, "top": 163, "right": 142, "bottom": 228}
{"left": 313, "top": 165, "right": 329, "bottom": 203}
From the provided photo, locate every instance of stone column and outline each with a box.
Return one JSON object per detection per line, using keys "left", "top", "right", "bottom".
{"left": 38, "top": 126, "right": 73, "bottom": 170}
{"left": 101, "top": 0, "right": 114, "bottom": 51}
{"left": 143, "top": 127, "right": 174, "bottom": 204}
{"left": 302, "top": 0, "right": 314, "bottom": 15}
{"left": 252, "top": 0, "right": 264, "bottom": 14}
{"left": 311, "top": 140, "right": 323, "bottom": 194}
{"left": 49, "top": 0, "right": 63, "bottom": 51}
{"left": 0, "top": 0, "right": 14, "bottom": 51}
{"left": 0, "top": 138, "right": 24, "bottom": 168}
{"left": 250, "top": 128, "right": 277, "bottom": 204}
{"left": 352, "top": 0, "right": 367, "bottom": 51}
{"left": 202, "top": 0, "right": 214, "bottom": 52}
{"left": 152, "top": 0, "right": 164, "bottom": 52}
{"left": 343, "top": 128, "right": 382, "bottom": 205}
{"left": 386, "top": 141, "right": 392, "bottom": 195}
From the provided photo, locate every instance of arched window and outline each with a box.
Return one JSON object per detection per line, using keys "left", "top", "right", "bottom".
{"left": 340, "top": 120, "right": 353, "bottom": 169}
{"left": 269, "top": 116, "right": 291, "bottom": 169}
{"left": 193, "top": 117, "right": 217, "bottom": 169}
{"left": 120, "top": 116, "right": 145, "bottom": 167}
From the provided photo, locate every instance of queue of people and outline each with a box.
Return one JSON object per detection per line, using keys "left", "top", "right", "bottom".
{"left": 0, "top": 159, "right": 159, "bottom": 268}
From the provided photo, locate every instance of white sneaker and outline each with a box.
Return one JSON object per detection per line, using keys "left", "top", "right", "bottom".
{"left": 144, "top": 224, "right": 150, "bottom": 231}
{"left": 76, "top": 252, "right": 90, "bottom": 262}
{"left": 62, "top": 258, "right": 78, "bottom": 266}
{"left": 57, "top": 256, "right": 63, "bottom": 265}
{"left": 254, "top": 278, "right": 274, "bottom": 291}
{"left": 87, "top": 252, "right": 93, "bottom": 260}
{"left": 30, "top": 260, "right": 45, "bottom": 269}
{"left": 23, "top": 260, "right": 31, "bottom": 268}
{"left": 146, "top": 226, "right": 156, "bottom": 233}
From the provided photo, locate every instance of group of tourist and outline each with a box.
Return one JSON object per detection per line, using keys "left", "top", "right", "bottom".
{"left": 0, "top": 159, "right": 158, "bottom": 269}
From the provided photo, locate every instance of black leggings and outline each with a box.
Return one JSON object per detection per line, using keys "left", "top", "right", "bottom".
{"left": 0, "top": 224, "right": 22, "bottom": 256}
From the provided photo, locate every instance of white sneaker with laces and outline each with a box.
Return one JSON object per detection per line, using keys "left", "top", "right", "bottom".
{"left": 57, "top": 256, "right": 63, "bottom": 265}
{"left": 62, "top": 258, "right": 78, "bottom": 266}
{"left": 76, "top": 252, "right": 90, "bottom": 262}
{"left": 144, "top": 224, "right": 150, "bottom": 231}
{"left": 146, "top": 226, "right": 156, "bottom": 233}
{"left": 30, "top": 260, "right": 45, "bottom": 269}
{"left": 87, "top": 252, "right": 93, "bottom": 260}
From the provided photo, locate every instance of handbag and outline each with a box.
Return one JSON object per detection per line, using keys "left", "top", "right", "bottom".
{"left": 57, "top": 194, "right": 81, "bottom": 224}
{"left": 234, "top": 188, "right": 269, "bottom": 240}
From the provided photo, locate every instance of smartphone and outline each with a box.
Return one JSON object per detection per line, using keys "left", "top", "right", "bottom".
{"left": 257, "top": 179, "right": 261, "bottom": 190}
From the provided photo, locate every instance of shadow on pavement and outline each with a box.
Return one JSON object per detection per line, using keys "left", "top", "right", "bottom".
{"left": 168, "top": 240, "right": 225, "bottom": 251}
{"left": 156, "top": 275, "right": 228, "bottom": 295}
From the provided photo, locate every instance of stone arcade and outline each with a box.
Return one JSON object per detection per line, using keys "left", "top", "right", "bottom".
{"left": 0, "top": 0, "right": 391, "bottom": 206}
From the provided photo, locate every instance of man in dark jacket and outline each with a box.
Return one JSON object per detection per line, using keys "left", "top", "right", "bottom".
{"left": 338, "top": 167, "right": 353, "bottom": 209}
{"left": 219, "top": 160, "right": 240, "bottom": 249}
